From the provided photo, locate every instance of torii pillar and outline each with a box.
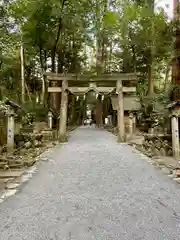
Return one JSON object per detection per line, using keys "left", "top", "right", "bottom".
{"left": 117, "top": 79, "right": 125, "bottom": 142}
{"left": 59, "top": 80, "right": 68, "bottom": 142}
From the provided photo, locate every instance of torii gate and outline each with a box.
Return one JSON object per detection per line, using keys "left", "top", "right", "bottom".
{"left": 45, "top": 72, "right": 138, "bottom": 142}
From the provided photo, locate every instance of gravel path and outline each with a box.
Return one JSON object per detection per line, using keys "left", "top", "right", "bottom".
{"left": 1, "top": 126, "right": 180, "bottom": 239}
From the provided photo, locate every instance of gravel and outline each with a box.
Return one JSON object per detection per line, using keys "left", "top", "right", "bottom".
{"left": 0, "top": 126, "right": 180, "bottom": 239}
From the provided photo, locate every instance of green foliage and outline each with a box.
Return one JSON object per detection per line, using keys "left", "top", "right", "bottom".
{"left": 137, "top": 90, "right": 171, "bottom": 131}
{"left": 21, "top": 112, "right": 34, "bottom": 126}
{"left": 0, "top": 0, "right": 174, "bottom": 102}
{"left": 21, "top": 102, "right": 48, "bottom": 123}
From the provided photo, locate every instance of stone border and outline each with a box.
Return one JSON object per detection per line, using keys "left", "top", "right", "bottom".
{"left": 0, "top": 126, "right": 78, "bottom": 204}
{"left": 105, "top": 126, "right": 180, "bottom": 186}
{"left": 130, "top": 143, "right": 180, "bottom": 185}
{"left": 0, "top": 143, "right": 56, "bottom": 204}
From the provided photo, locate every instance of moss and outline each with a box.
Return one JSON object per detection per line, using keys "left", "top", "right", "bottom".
{"left": 59, "top": 135, "right": 68, "bottom": 143}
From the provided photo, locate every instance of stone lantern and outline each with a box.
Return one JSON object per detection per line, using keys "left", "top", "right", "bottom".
{"left": 48, "top": 110, "right": 53, "bottom": 129}
{"left": 167, "top": 101, "right": 180, "bottom": 159}
{"left": 5, "top": 100, "right": 20, "bottom": 153}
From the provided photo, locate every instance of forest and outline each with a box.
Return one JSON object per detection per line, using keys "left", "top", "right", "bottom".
{"left": 0, "top": 0, "right": 173, "bottom": 100}
{"left": 0, "top": 0, "right": 179, "bottom": 157}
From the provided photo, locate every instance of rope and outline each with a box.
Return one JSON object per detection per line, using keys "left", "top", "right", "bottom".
{"left": 155, "top": 134, "right": 172, "bottom": 150}
{"left": 145, "top": 133, "right": 172, "bottom": 150}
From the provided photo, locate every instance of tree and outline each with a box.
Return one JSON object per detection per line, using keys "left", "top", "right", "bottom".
{"left": 0, "top": 0, "right": 173, "bottom": 105}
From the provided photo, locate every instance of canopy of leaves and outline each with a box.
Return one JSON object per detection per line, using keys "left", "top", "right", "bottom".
{"left": 0, "top": 0, "right": 174, "bottom": 102}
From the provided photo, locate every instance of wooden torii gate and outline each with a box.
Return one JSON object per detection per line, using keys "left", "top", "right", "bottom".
{"left": 45, "top": 72, "right": 138, "bottom": 142}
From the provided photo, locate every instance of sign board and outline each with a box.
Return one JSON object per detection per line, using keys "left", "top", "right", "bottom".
{"left": 111, "top": 96, "right": 140, "bottom": 111}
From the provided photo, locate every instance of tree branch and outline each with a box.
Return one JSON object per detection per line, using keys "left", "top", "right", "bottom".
{"left": 53, "top": 0, "right": 67, "bottom": 54}
{"left": 0, "top": 60, "right": 2, "bottom": 70}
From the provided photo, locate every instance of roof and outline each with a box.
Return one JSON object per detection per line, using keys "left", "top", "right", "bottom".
{"left": 166, "top": 101, "right": 180, "bottom": 109}
{"left": 4, "top": 99, "right": 21, "bottom": 109}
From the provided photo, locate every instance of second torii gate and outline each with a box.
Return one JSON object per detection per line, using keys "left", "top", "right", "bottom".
{"left": 45, "top": 72, "right": 138, "bottom": 142}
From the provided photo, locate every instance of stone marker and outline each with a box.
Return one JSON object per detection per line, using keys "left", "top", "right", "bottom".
{"left": 7, "top": 108, "right": 15, "bottom": 153}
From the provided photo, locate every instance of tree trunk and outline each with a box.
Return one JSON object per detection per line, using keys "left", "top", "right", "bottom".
{"left": 96, "top": 0, "right": 102, "bottom": 73}
{"left": 59, "top": 80, "right": 68, "bottom": 142}
{"left": 147, "top": 0, "right": 155, "bottom": 96}
{"left": 58, "top": 53, "right": 63, "bottom": 73}
{"left": 51, "top": 0, "right": 66, "bottom": 72}
{"left": 96, "top": 0, "right": 107, "bottom": 73}
{"left": 131, "top": 44, "right": 137, "bottom": 72}
{"left": 20, "top": 42, "right": 25, "bottom": 103}
{"left": 50, "top": 51, "right": 60, "bottom": 111}
{"left": 51, "top": 51, "right": 56, "bottom": 72}
{"left": 39, "top": 48, "right": 47, "bottom": 105}
{"left": 109, "top": 41, "right": 112, "bottom": 72}
{"left": 122, "top": 51, "right": 129, "bottom": 72}
{"left": 71, "top": 95, "right": 76, "bottom": 125}
{"left": 25, "top": 81, "right": 32, "bottom": 101}
{"left": 173, "top": 0, "right": 180, "bottom": 101}
{"left": 82, "top": 97, "right": 87, "bottom": 125}
{"left": 96, "top": 96, "right": 103, "bottom": 128}
{"left": 41, "top": 78, "right": 45, "bottom": 104}
{"left": 0, "top": 60, "right": 2, "bottom": 70}
{"left": 147, "top": 63, "right": 153, "bottom": 95}
{"left": 164, "top": 63, "right": 171, "bottom": 91}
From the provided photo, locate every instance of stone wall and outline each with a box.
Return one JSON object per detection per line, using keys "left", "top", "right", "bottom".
{"left": 142, "top": 134, "right": 172, "bottom": 157}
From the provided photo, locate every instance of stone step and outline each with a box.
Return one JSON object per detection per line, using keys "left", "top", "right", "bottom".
{"left": 0, "top": 162, "right": 24, "bottom": 169}
{"left": 0, "top": 170, "right": 25, "bottom": 179}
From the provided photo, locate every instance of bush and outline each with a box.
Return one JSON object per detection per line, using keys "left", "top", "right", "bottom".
{"left": 21, "top": 102, "right": 48, "bottom": 124}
